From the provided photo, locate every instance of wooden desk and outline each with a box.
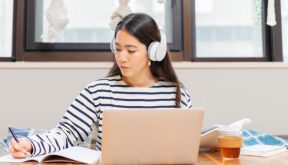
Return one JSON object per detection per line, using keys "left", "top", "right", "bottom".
{"left": 197, "top": 151, "right": 288, "bottom": 165}
{"left": 1, "top": 151, "right": 288, "bottom": 165}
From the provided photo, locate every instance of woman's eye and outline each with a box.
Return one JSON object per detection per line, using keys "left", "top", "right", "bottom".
{"left": 115, "top": 48, "right": 121, "bottom": 52}
{"left": 128, "top": 50, "right": 136, "bottom": 54}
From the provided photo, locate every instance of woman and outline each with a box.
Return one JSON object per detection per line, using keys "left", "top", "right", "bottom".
{"left": 9, "top": 13, "right": 192, "bottom": 158}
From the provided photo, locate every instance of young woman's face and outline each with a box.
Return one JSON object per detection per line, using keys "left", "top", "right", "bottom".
{"left": 114, "top": 29, "right": 151, "bottom": 78}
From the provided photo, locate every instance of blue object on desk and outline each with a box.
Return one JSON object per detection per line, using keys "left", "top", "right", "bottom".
{"left": 0, "top": 127, "right": 31, "bottom": 152}
{"left": 242, "top": 128, "right": 288, "bottom": 147}
{"left": 6, "top": 127, "right": 30, "bottom": 142}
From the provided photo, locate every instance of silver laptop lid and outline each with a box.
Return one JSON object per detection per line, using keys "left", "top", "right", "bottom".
{"left": 101, "top": 108, "right": 204, "bottom": 165}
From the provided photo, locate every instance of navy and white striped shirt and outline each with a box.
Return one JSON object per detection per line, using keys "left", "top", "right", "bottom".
{"left": 27, "top": 76, "right": 192, "bottom": 156}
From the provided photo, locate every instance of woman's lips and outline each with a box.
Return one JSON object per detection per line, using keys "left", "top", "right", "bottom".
{"left": 120, "top": 66, "right": 128, "bottom": 71}
{"left": 120, "top": 65, "right": 129, "bottom": 70}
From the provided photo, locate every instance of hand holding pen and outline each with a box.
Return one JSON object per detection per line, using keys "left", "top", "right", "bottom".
{"left": 8, "top": 126, "right": 32, "bottom": 158}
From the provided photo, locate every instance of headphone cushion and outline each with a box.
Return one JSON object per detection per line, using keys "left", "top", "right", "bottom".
{"left": 155, "top": 30, "right": 167, "bottom": 61}
{"left": 148, "top": 41, "right": 160, "bottom": 61}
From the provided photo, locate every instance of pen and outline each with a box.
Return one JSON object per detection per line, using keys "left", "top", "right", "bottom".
{"left": 8, "top": 126, "right": 19, "bottom": 143}
{"left": 8, "top": 125, "right": 31, "bottom": 157}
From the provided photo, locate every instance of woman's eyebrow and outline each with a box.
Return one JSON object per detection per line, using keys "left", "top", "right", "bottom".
{"left": 125, "top": 45, "right": 137, "bottom": 48}
{"left": 115, "top": 42, "right": 137, "bottom": 48}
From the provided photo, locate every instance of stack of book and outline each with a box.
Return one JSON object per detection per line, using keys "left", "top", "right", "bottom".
{"left": 241, "top": 145, "right": 287, "bottom": 157}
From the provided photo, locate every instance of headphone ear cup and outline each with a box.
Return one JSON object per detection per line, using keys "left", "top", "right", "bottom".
{"left": 147, "top": 29, "right": 167, "bottom": 61}
{"left": 154, "top": 30, "right": 167, "bottom": 61}
{"left": 110, "top": 38, "right": 116, "bottom": 54}
{"left": 148, "top": 41, "right": 160, "bottom": 61}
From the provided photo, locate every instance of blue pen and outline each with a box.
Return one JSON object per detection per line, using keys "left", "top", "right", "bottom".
{"left": 8, "top": 125, "right": 31, "bottom": 157}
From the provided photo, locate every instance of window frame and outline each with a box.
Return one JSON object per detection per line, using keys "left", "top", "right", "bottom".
{"left": 14, "top": 0, "right": 184, "bottom": 61}
{"left": 190, "top": 0, "right": 283, "bottom": 62}
{"left": 268, "top": 0, "right": 283, "bottom": 61}
{"left": 0, "top": 0, "right": 16, "bottom": 62}
{"left": 13, "top": 0, "right": 284, "bottom": 62}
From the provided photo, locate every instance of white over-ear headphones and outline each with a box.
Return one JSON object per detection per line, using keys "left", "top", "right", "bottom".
{"left": 147, "top": 28, "right": 167, "bottom": 61}
{"left": 111, "top": 26, "right": 167, "bottom": 62}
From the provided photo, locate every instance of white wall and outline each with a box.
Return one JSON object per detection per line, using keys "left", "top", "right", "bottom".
{"left": 1, "top": 63, "right": 288, "bottom": 138}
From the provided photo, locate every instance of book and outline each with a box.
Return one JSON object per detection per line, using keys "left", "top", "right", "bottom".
{"left": 241, "top": 145, "right": 287, "bottom": 157}
{"left": 0, "top": 146, "right": 101, "bottom": 164}
{"left": 200, "top": 126, "right": 220, "bottom": 148}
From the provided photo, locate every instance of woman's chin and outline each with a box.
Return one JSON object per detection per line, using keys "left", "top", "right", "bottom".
{"left": 120, "top": 71, "right": 133, "bottom": 78}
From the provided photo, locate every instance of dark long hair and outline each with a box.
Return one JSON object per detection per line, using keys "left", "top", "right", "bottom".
{"left": 108, "top": 13, "right": 181, "bottom": 107}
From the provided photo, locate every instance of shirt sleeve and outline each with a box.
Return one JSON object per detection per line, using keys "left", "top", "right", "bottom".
{"left": 27, "top": 86, "right": 99, "bottom": 157}
{"left": 180, "top": 85, "right": 192, "bottom": 108}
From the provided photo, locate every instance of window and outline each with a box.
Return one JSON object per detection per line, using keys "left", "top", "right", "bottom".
{"left": 26, "top": 0, "right": 182, "bottom": 51}
{"left": 0, "top": 0, "right": 14, "bottom": 60}
{"left": 14, "top": 0, "right": 284, "bottom": 61}
{"left": 194, "top": 0, "right": 264, "bottom": 60}
{"left": 281, "top": 0, "right": 288, "bottom": 62}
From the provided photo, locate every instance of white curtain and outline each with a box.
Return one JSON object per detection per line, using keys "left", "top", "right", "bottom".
{"left": 157, "top": 0, "right": 166, "bottom": 3}
{"left": 267, "top": 0, "right": 276, "bottom": 26}
{"left": 41, "top": 0, "right": 69, "bottom": 42}
{"left": 109, "top": 0, "right": 132, "bottom": 31}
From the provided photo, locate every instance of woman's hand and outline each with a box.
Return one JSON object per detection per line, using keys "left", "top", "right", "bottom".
{"left": 9, "top": 138, "right": 32, "bottom": 158}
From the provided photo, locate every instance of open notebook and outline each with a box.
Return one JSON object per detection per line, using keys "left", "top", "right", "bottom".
{"left": 0, "top": 146, "right": 100, "bottom": 164}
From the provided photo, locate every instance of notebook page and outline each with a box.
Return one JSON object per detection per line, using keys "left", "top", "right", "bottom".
{"left": 43, "top": 146, "right": 101, "bottom": 164}
{"left": 0, "top": 154, "right": 45, "bottom": 163}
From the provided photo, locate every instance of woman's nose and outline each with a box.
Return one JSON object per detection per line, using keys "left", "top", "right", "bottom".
{"left": 117, "top": 51, "right": 128, "bottom": 62}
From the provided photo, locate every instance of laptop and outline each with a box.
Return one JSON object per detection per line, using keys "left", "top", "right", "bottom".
{"left": 101, "top": 108, "right": 204, "bottom": 165}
